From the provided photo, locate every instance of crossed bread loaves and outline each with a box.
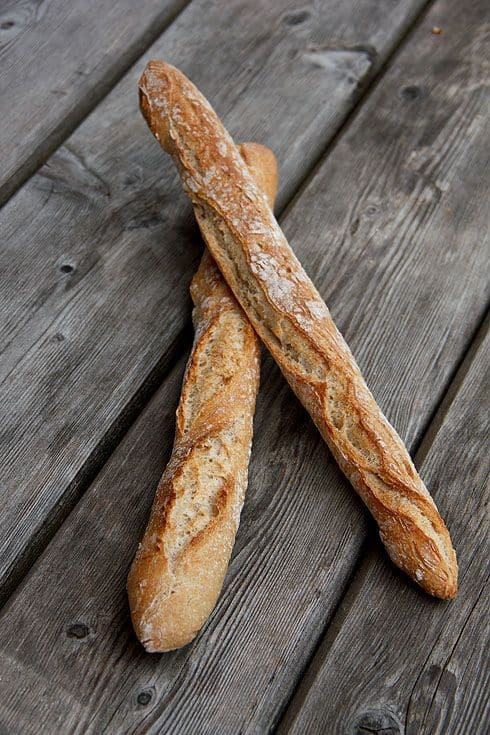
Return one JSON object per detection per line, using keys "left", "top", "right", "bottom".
{"left": 127, "top": 143, "right": 278, "bottom": 652}
{"left": 138, "top": 61, "right": 458, "bottom": 600}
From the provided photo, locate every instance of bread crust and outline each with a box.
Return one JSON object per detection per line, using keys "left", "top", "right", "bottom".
{"left": 127, "top": 142, "right": 278, "bottom": 652}
{"left": 138, "top": 61, "right": 458, "bottom": 600}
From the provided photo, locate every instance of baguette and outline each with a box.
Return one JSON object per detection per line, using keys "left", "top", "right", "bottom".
{"left": 127, "top": 142, "right": 278, "bottom": 652}
{"left": 138, "top": 61, "right": 458, "bottom": 599}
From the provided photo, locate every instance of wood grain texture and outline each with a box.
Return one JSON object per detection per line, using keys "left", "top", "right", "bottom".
{"left": 0, "top": 0, "right": 189, "bottom": 205}
{"left": 0, "top": 0, "right": 488, "bottom": 731}
{"left": 0, "top": 0, "right": 429, "bottom": 601}
{"left": 281, "top": 319, "right": 490, "bottom": 735}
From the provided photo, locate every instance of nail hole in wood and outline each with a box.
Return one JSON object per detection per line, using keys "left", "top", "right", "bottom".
{"left": 60, "top": 264, "right": 74, "bottom": 273}
{"left": 283, "top": 10, "right": 310, "bottom": 25}
{"left": 137, "top": 690, "right": 152, "bottom": 706}
{"left": 0, "top": 21, "right": 15, "bottom": 30}
{"left": 401, "top": 85, "right": 421, "bottom": 100}
{"left": 67, "top": 623, "right": 89, "bottom": 639}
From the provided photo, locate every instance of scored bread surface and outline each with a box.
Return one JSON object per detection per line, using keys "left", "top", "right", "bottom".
{"left": 127, "top": 142, "right": 278, "bottom": 652}
{"left": 138, "top": 61, "right": 458, "bottom": 600}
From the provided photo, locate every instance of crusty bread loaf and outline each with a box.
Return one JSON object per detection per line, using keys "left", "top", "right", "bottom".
{"left": 127, "top": 143, "right": 278, "bottom": 652}
{"left": 138, "top": 61, "right": 458, "bottom": 599}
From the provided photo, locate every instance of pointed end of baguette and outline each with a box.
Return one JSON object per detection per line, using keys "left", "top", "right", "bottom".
{"left": 421, "top": 562, "right": 458, "bottom": 600}
{"left": 127, "top": 552, "right": 202, "bottom": 653}
{"left": 380, "top": 519, "right": 458, "bottom": 600}
{"left": 139, "top": 59, "right": 179, "bottom": 93}
{"left": 138, "top": 60, "right": 180, "bottom": 153}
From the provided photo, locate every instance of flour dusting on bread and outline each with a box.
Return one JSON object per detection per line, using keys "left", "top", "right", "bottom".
{"left": 127, "top": 139, "right": 278, "bottom": 651}
{"left": 138, "top": 61, "right": 458, "bottom": 600}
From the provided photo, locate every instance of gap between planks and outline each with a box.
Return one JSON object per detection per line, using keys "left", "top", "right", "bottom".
{"left": 0, "top": 0, "right": 192, "bottom": 210}
{"left": 415, "top": 308, "right": 490, "bottom": 468}
{"left": 276, "top": 305, "right": 490, "bottom": 732}
{"left": 0, "top": 0, "right": 437, "bottom": 610}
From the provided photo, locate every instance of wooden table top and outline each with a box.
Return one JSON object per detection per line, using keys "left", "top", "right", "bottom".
{"left": 0, "top": 0, "right": 488, "bottom": 732}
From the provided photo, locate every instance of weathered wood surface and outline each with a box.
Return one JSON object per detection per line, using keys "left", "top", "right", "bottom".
{"left": 280, "top": 318, "right": 490, "bottom": 735}
{"left": 0, "top": 0, "right": 430, "bottom": 601}
{"left": 0, "top": 0, "right": 189, "bottom": 205}
{"left": 0, "top": 0, "right": 488, "bottom": 730}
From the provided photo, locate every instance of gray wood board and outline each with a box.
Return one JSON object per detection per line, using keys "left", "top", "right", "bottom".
{"left": 0, "top": 0, "right": 430, "bottom": 600}
{"left": 280, "top": 319, "right": 490, "bottom": 735}
{"left": 0, "top": 0, "right": 189, "bottom": 205}
{"left": 0, "top": 0, "right": 488, "bottom": 729}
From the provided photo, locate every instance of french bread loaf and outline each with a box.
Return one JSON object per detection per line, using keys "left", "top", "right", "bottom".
{"left": 127, "top": 142, "right": 278, "bottom": 652}
{"left": 138, "top": 61, "right": 458, "bottom": 599}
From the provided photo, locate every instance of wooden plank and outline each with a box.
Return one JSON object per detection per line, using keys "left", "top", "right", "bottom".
{"left": 0, "top": 0, "right": 430, "bottom": 600}
{"left": 0, "top": 0, "right": 488, "bottom": 730}
{"left": 280, "top": 318, "right": 490, "bottom": 735}
{"left": 0, "top": 0, "right": 190, "bottom": 205}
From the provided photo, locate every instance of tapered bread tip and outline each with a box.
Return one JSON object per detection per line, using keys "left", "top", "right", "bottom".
{"left": 417, "top": 569, "right": 458, "bottom": 600}
{"left": 139, "top": 59, "right": 177, "bottom": 94}
{"left": 410, "top": 554, "right": 458, "bottom": 600}
{"left": 427, "top": 558, "right": 458, "bottom": 600}
{"left": 127, "top": 553, "right": 203, "bottom": 653}
{"left": 380, "top": 520, "right": 458, "bottom": 599}
{"left": 138, "top": 61, "right": 179, "bottom": 153}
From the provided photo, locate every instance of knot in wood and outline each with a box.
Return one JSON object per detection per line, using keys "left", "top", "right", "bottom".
{"left": 137, "top": 689, "right": 153, "bottom": 706}
{"left": 67, "top": 623, "right": 89, "bottom": 639}
{"left": 354, "top": 709, "right": 402, "bottom": 734}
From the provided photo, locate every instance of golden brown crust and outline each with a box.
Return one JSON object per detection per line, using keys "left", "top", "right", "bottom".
{"left": 127, "top": 142, "right": 278, "bottom": 652}
{"left": 138, "top": 61, "right": 458, "bottom": 600}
